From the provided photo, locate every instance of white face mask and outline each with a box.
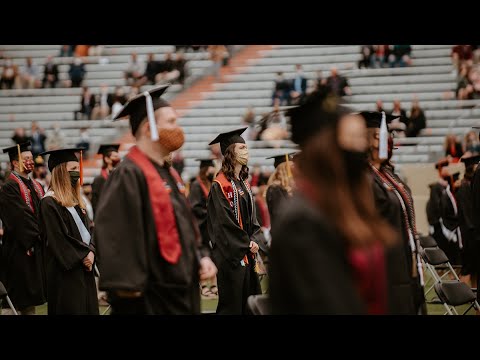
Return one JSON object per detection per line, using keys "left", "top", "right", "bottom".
{"left": 236, "top": 148, "right": 249, "bottom": 166}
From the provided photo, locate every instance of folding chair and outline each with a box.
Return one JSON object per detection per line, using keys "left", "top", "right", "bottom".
{"left": 0, "top": 281, "right": 18, "bottom": 315}
{"left": 434, "top": 281, "right": 479, "bottom": 315}
{"left": 246, "top": 294, "right": 270, "bottom": 315}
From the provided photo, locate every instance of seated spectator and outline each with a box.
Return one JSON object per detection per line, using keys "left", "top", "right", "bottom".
{"left": 326, "top": 67, "right": 351, "bottom": 97}
{"left": 258, "top": 98, "right": 289, "bottom": 147}
{"left": 456, "top": 64, "right": 473, "bottom": 100}
{"left": 155, "top": 52, "right": 180, "bottom": 84}
{"left": 68, "top": 57, "right": 86, "bottom": 87}
{"left": 272, "top": 72, "right": 291, "bottom": 106}
{"left": 46, "top": 123, "right": 66, "bottom": 151}
{"left": 467, "top": 65, "right": 480, "bottom": 99}
{"left": 175, "top": 52, "right": 188, "bottom": 85}
{"left": 314, "top": 70, "right": 328, "bottom": 93}
{"left": 11, "top": 127, "right": 30, "bottom": 145}
{"left": 30, "top": 121, "right": 47, "bottom": 157}
{"left": 376, "top": 99, "right": 385, "bottom": 113}
{"left": 59, "top": 45, "right": 74, "bottom": 57}
{"left": 406, "top": 100, "right": 426, "bottom": 137}
{"left": 92, "top": 84, "right": 113, "bottom": 120}
{"left": 452, "top": 45, "right": 474, "bottom": 72}
{"left": 88, "top": 45, "right": 104, "bottom": 56}
{"left": 75, "top": 45, "right": 90, "bottom": 57}
{"left": 42, "top": 56, "right": 59, "bottom": 88}
{"left": 207, "top": 45, "right": 227, "bottom": 79}
{"left": 76, "top": 127, "right": 91, "bottom": 154}
{"left": 463, "top": 130, "right": 480, "bottom": 155}
{"left": 113, "top": 86, "right": 128, "bottom": 105}
{"left": 289, "top": 64, "right": 307, "bottom": 105}
{"left": 372, "top": 45, "right": 390, "bottom": 68}
{"left": 358, "top": 45, "right": 375, "bottom": 69}
{"left": 242, "top": 106, "right": 257, "bottom": 141}
{"left": 444, "top": 134, "right": 464, "bottom": 162}
{"left": 110, "top": 95, "right": 125, "bottom": 119}
{"left": 0, "top": 58, "right": 18, "bottom": 90}
{"left": 124, "top": 52, "right": 144, "bottom": 86}
{"left": 75, "top": 86, "right": 96, "bottom": 120}
{"left": 19, "top": 57, "right": 41, "bottom": 89}
{"left": 389, "top": 45, "right": 412, "bottom": 67}
{"left": 389, "top": 100, "right": 409, "bottom": 136}
{"left": 138, "top": 53, "right": 160, "bottom": 86}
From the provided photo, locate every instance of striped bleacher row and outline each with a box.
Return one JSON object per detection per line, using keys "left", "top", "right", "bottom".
{"left": 0, "top": 45, "right": 217, "bottom": 183}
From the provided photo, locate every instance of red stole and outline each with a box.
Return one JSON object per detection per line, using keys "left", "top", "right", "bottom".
{"left": 196, "top": 176, "right": 209, "bottom": 199}
{"left": 127, "top": 146, "right": 182, "bottom": 264}
{"left": 9, "top": 172, "right": 44, "bottom": 213}
{"left": 101, "top": 168, "right": 109, "bottom": 180}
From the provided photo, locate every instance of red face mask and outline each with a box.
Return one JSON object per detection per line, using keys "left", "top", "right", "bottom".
{"left": 23, "top": 160, "right": 34, "bottom": 173}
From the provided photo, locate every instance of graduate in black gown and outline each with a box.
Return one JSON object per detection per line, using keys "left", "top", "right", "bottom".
{"left": 94, "top": 85, "right": 217, "bottom": 315}
{"left": 38, "top": 148, "right": 98, "bottom": 315}
{"left": 91, "top": 144, "right": 121, "bottom": 215}
{"left": 457, "top": 155, "right": 480, "bottom": 282}
{"left": 207, "top": 127, "right": 262, "bottom": 314}
{"left": 0, "top": 142, "right": 46, "bottom": 315}
{"left": 270, "top": 91, "right": 394, "bottom": 315}
{"left": 361, "top": 111, "right": 426, "bottom": 315}
{"left": 188, "top": 158, "right": 218, "bottom": 297}
{"left": 265, "top": 152, "right": 296, "bottom": 230}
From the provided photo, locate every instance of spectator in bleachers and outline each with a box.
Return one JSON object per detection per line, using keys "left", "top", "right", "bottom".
{"left": 138, "top": 53, "right": 160, "bottom": 86}
{"left": 242, "top": 106, "right": 257, "bottom": 141}
{"left": 114, "top": 86, "right": 128, "bottom": 105}
{"left": 127, "top": 85, "right": 140, "bottom": 100}
{"left": 314, "top": 70, "right": 328, "bottom": 93}
{"left": 175, "top": 52, "right": 188, "bottom": 86}
{"left": 463, "top": 130, "right": 480, "bottom": 155}
{"left": 326, "top": 67, "right": 351, "bottom": 97}
{"left": 456, "top": 63, "right": 473, "bottom": 100}
{"left": 30, "top": 121, "right": 47, "bottom": 157}
{"left": 0, "top": 58, "right": 18, "bottom": 90}
{"left": 76, "top": 127, "right": 91, "bottom": 154}
{"left": 19, "top": 57, "right": 40, "bottom": 89}
{"left": 258, "top": 98, "right": 289, "bottom": 147}
{"left": 45, "top": 123, "right": 66, "bottom": 151}
{"left": 88, "top": 45, "right": 104, "bottom": 57}
{"left": 110, "top": 95, "right": 124, "bottom": 119}
{"left": 124, "top": 52, "right": 144, "bottom": 86}
{"left": 289, "top": 64, "right": 307, "bottom": 105}
{"left": 11, "top": 127, "right": 30, "bottom": 145}
{"left": 388, "top": 100, "right": 409, "bottom": 136}
{"left": 467, "top": 65, "right": 480, "bottom": 99}
{"left": 155, "top": 52, "right": 180, "bottom": 84}
{"left": 389, "top": 45, "right": 412, "bottom": 68}
{"left": 444, "top": 134, "right": 464, "bottom": 162}
{"left": 272, "top": 71, "right": 291, "bottom": 106}
{"left": 358, "top": 45, "right": 375, "bottom": 69}
{"left": 452, "top": 45, "right": 474, "bottom": 73}
{"left": 372, "top": 45, "right": 390, "bottom": 68}
{"left": 68, "top": 57, "right": 86, "bottom": 88}
{"left": 406, "top": 99, "right": 426, "bottom": 137}
{"left": 75, "top": 86, "right": 96, "bottom": 120}
{"left": 42, "top": 56, "right": 59, "bottom": 88}
{"left": 59, "top": 45, "right": 74, "bottom": 57}
{"left": 92, "top": 84, "right": 113, "bottom": 120}
{"left": 208, "top": 45, "right": 228, "bottom": 79}
{"left": 75, "top": 45, "right": 90, "bottom": 57}
{"left": 376, "top": 99, "right": 385, "bottom": 113}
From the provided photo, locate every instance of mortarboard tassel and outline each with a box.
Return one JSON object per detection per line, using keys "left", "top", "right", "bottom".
{"left": 144, "top": 91, "right": 159, "bottom": 142}
{"left": 378, "top": 111, "right": 388, "bottom": 160}
{"left": 80, "top": 150, "right": 84, "bottom": 186}
{"left": 17, "top": 144, "right": 24, "bottom": 173}
{"left": 285, "top": 154, "right": 292, "bottom": 177}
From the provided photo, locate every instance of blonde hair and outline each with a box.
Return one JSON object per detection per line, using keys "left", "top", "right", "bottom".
{"left": 267, "top": 161, "right": 294, "bottom": 195}
{"left": 49, "top": 162, "right": 85, "bottom": 209}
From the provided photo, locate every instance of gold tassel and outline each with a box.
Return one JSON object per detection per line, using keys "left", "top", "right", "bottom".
{"left": 17, "top": 144, "right": 24, "bottom": 172}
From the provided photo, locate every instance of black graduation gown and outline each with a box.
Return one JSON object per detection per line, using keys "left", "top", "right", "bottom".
{"left": 269, "top": 194, "right": 366, "bottom": 314}
{"left": 94, "top": 158, "right": 204, "bottom": 315}
{"left": 91, "top": 174, "right": 107, "bottom": 215}
{"left": 188, "top": 179, "right": 209, "bottom": 248}
{"left": 0, "top": 177, "right": 46, "bottom": 310}
{"left": 471, "top": 166, "right": 480, "bottom": 295}
{"left": 39, "top": 196, "right": 98, "bottom": 315}
{"left": 439, "top": 185, "right": 462, "bottom": 264}
{"left": 207, "top": 179, "right": 262, "bottom": 315}
{"left": 426, "top": 182, "right": 452, "bottom": 256}
{"left": 371, "top": 175, "right": 418, "bottom": 315}
{"left": 265, "top": 184, "right": 289, "bottom": 230}
{"left": 456, "top": 180, "right": 476, "bottom": 275}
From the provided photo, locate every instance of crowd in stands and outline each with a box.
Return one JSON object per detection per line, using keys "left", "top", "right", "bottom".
{"left": 452, "top": 45, "right": 480, "bottom": 100}
{"left": 358, "top": 45, "right": 412, "bottom": 69}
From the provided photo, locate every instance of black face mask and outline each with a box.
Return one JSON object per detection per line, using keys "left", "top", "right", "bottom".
{"left": 207, "top": 173, "right": 214, "bottom": 182}
{"left": 69, "top": 171, "right": 80, "bottom": 188}
{"left": 342, "top": 150, "right": 368, "bottom": 179}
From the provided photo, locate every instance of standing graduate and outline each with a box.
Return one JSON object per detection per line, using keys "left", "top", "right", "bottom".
{"left": 188, "top": 158, "right": 218, "bottom": 297}
{"left": 362, "top": 111, "right": 426, "bottom": 315}
{"left": 0, "top": 142, "right": 46, "bottom": 315}
{"left": 470, "top": 127, "right": 480, "bottom": 306}
{"left": 265, "top": 152, "right": 296, "bottom": 229}
{"left": 270, "top": 91, "right": 394, "bottom": 315}
{"left": 91, "top": 144, "right": 121, "bottom": 214}
{"left": 206, "top": 127, "right": 262, "bottom": 314}
{"left": 94, "top": 85, "right": 217, "bottom": 315}
{"left": 38, "top": 148, "right": 98, "bottom": 315}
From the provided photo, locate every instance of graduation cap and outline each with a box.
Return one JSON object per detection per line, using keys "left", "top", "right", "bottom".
{"left": 97, "top": 144, "right": 120, "bottom": 156}
{"left": 286, "top": 89, "right": 349, "bottom": 145}
{"left": 266, "top": 152, "right": 297, "bottom": 168}
{"left": 2, "top": 142, "right": 32, "bottom": 172}
{"left": 40, "top": 148, "right": 85, "bottom": 185}
{"left": 113, "top": 84, "right": 171, "bottom": 140}
{"left": 461, "top": 154, "right": 480, "bottom": 168}
{"left": 208, "top": 127, "right": 247, "bottom": 155}
{"left": 195, "top": 158, "right": 215, "bottom": 168}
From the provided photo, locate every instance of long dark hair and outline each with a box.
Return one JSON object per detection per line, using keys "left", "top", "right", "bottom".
{"left": 199, "top": 166, "right": 213, "bottom": 190}
{"left": 221, "top": 144, "right": 249, "bottom": 181}
{"left": 297, "top": 126, "right": 395, "bottom": 248}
